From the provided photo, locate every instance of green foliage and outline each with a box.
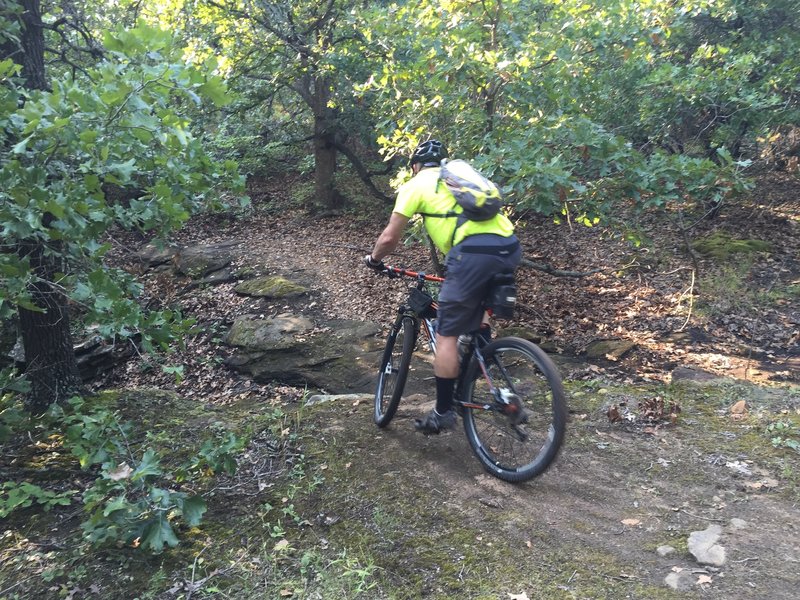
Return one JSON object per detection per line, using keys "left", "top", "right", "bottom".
{"left": 360, "top": 0, "right": 791, "bottom": 224}
{"left": 0, "top": 396, "right": 246, "bottom": 553}
{"left": 767, "top": 421, "right": 800, "bottom": 454}
{"left": 118, "top": 0, "right": 799, "bottom": 224}
{"left": 178, "top": 427, "right": 246, "bottom": 479}
{"left": 0, "top": 22, "right": 244, "bottom": 348}
{"left": 207, "top": 132, "right": 296, "bottom": 176}
{"left": 0, "top": 481, "right": 75, "bottom": 518}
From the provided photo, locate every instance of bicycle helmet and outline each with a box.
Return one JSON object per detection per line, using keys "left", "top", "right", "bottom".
{"left": 409, "top": 139, "right": 448, "bottom": 167}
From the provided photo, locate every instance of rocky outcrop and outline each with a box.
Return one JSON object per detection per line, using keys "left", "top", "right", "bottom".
{"left": 4, "top": 332, "right": 134, "bottom": 381}
{"left": 584, "top": 339, "right": 636, "bottom": 361}
{"left": 234, "top": 276, "right": 308, "bottom": 298}
{"left": 224, "top": 315, "right": 383, "bottom": 392}
{"left": 175, "top": 242, "right": 238, "bottom": 279}
{"left": 135, "top": 241, "right": 240, "bottom": 284}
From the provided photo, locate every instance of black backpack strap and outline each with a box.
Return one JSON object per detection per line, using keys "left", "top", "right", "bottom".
{"left": 418, "top": 209, "right": 463, "bottom": 248}
{"left": 418, "top": 211, "right": 457, "bottom": 219}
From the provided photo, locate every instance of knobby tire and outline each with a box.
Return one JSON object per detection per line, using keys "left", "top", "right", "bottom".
{"left": 374, "top": 316, "right": 416, "bottom": 427}
{"left": 461, "top": 337, "right": 567, "bottom": 482}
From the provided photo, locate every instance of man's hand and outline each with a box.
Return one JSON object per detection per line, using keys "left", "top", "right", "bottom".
{"left": 363, "top": 254, "right": 386, "bottom": 272}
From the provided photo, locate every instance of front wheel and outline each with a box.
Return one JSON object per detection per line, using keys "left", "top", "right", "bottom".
{"left": 374, "top": 316, "right": 416, "bottom": 427}
{"left": 461, "top": 337, "right": 567, "bottom": 482}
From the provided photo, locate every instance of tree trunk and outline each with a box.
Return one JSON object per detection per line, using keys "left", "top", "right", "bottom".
{"left": 314, "top": 129, "right": 338, "bottom": 208}
{"left": 18, "top": 269, "right": 84, "bottom": 413}
{"left": 312, "top": 75, "right": 340, "bottom": 209}
{"left": 19, "top": 0, "right": 47, "bottom": 90}
{"left": 11, "top": 0, "right": 83, "bottom": 411}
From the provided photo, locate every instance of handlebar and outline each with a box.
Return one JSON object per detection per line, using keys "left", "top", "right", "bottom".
{"left": 384, "top": 265, "right": 444, "bottom": 283}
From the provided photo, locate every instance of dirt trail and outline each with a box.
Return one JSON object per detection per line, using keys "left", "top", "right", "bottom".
{"left": 300, "top": 375, "right": 799, "bottom": 599}
{"left": 99, "top": 180, "right": 799, "bottom": 598}
{"left": 217, "top": 209, "right": 798, "bottom": 599}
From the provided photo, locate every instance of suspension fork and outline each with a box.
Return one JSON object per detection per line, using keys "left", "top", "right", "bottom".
{"left": 421, "top": 317, "right": 437, "bottom": 354}
{"left": 386, "top": 308, "right": 414, "bottom": 348}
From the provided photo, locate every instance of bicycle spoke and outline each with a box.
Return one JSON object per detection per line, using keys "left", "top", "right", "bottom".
{"left": 463, "top": 339, "right": 566, "bottom": 481}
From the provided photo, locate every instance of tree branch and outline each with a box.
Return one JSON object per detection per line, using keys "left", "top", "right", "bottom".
{"left": 331, "top": 139, "right": 394, "bottom": 203}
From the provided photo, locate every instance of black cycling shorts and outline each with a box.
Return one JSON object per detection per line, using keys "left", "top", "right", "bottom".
{"left": 436, "top": 234, "right": 522, "bottom": 337}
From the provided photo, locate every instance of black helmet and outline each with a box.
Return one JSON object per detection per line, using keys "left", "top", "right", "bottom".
{"left": 410, "top": 139, "right": 448, "bottom": 167}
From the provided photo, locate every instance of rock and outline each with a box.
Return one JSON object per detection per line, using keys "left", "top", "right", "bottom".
{"left": 175, "top": 242, "right": 236, "bottom": 278}
{"left": 670, "top": 366, "right": 719, "bottom": 382}
{"left": 224, "top": 315, "right": 383, "bottom": 392}
{"left": 657, "top": 545, "right": 676, "bottom": 557}
{"left": 5, "top": 330, "right": 134, "bottom": 382}
{"left": 585, "top": 339, "right": 636, "bottom": 361}
{"left": 305, "top": 393, "right": 372, "bottom": 406}
{"left": 729, "top": 518, "right": 748, "bottom": 530}
{"left": 538, "top": 341, "right": 560, "bottom": 353}
{"left": 196, "top": 268, "right": 236, "bottom": 286}
{"left": 135, "top": 242, "right": 178, "bottom": 267}
{"left": 74, "top": 334, "right": 135, "bottom": 380}
{"left": 234, "top": 275, "right": 308, "bottom": 298}
{"left": 225, "top": 316, "right": 314, "bottom": 351}
{"left": 495, "top": 326, "right": 544, "bottom": 344}
{"left": 664, "top": 570, "right": 695, "bottom": 591}
{"left": 688, "top": 524, "right": 727, "bottom": 566}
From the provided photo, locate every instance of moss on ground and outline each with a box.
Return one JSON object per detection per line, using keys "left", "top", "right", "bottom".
{"left": 234, "top": 275, "right": 308, "bottom": 298}
{"left": 691, "top": 231, "right": 772, "bottom": 259}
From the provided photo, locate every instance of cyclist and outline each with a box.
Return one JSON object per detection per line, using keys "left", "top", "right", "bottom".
{"left": 364, "top": 139, "right": 522, "bottom": 433}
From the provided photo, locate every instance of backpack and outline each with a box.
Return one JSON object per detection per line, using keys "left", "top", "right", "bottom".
{"left": 421, "top": 159, "right": 503, "bottom": 245}
{"left": 439, "top": 159, "right": 503, "bottom": 221}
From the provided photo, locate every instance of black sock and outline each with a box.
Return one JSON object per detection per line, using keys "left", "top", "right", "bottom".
{"left": 435, "top": 376, "right": 456, "bottom": 414}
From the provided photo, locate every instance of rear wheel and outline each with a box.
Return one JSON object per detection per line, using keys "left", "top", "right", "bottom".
{"left": 461, "top": 337, "right": 566, "bottom": 482}
{"left": 374, "top": 316, "right": 416, "bottom": 427}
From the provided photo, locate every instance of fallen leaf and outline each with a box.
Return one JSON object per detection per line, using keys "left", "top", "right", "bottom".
{"left": 607, "top": 405, "right": 622, "bottom": 423}
{"left": 730, "top": 400, "right": 747, "bottom": 415}
{"left": 508, "top": 593, "right": 530, "bottom": 600}
{"left": 279, "top": 589, "right": 293, "bottom": 597}
{"left": 274, "top": 539, "right": 290, "bottom": 551}
{"left": 621, "top": 518, "right": 641, "bottom": 526}
{"left": 525, "top": 540, "right": 532, "bottom": 548}
{"left": 696, "top": 574, "right": 713, "bottom": 585}
{"left": 108, "top": 463, "right": 133, "bottom": 481}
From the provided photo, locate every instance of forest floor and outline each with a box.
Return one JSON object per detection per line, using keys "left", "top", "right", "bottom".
{"left": 1, "top": 172, "right": 799, "bottom": 599}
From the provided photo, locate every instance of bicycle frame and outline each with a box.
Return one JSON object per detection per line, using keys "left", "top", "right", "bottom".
{"left": 385, "top": 265, "right": 508, "bottom": 414}
{"left": 375, "top": 264, "right": 567, "bottom": 481}
{"left": 386, "top": 266, "right": 441, "bottom": 353}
